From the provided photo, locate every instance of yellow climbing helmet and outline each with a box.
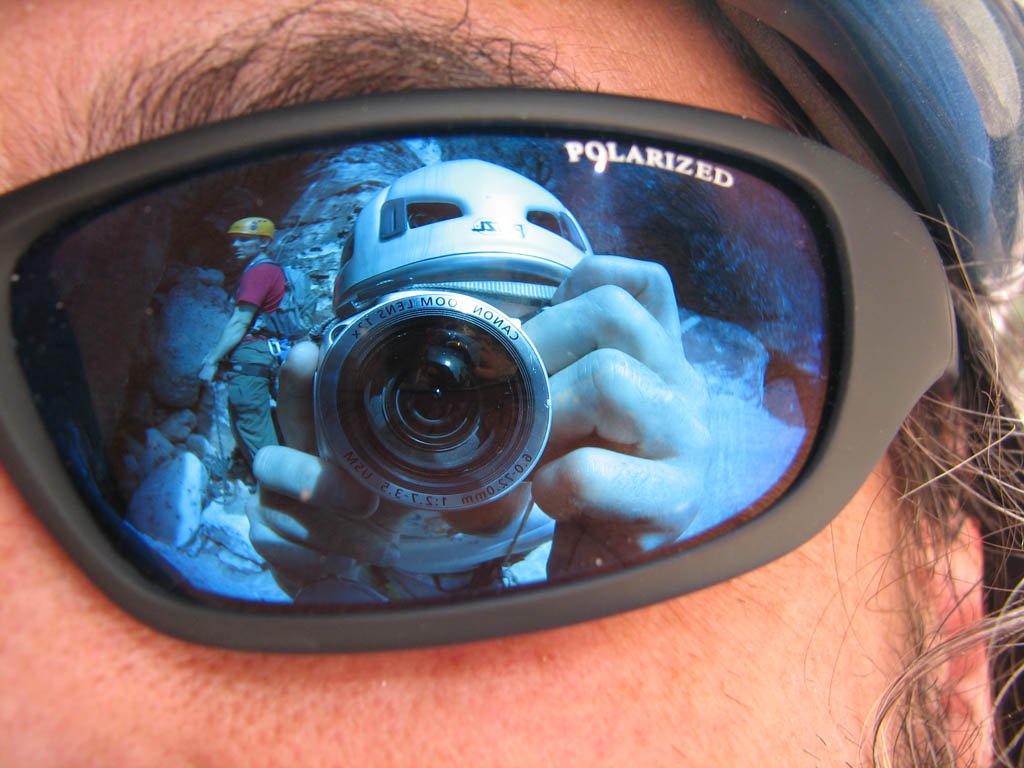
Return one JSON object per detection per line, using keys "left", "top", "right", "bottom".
{"left": 227, "top": 217, "right": 275, "bottom": 239}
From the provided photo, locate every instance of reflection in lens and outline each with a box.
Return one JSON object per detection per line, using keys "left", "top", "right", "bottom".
{"left": 10, "top": 130, "right": 830, "bottom": 614}
{"left": 319, "top": 294, "right": 551, "bottom": 505}
{"left": 391, "top": 329, "right": 481, "bottom": 447}
{"left": 349, "top": 318, "right": 514, "bottom": 480}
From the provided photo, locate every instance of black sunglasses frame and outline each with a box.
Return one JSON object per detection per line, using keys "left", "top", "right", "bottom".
{"left": 0, "top": 90, "right": 956, "bottom": 652}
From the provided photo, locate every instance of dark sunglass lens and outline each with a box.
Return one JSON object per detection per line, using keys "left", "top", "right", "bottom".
{"left": 11, "top": 131, "right": 831, "bottom": 610}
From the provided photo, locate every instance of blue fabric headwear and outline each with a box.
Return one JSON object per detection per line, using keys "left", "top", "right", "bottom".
{"left": 722, "top": 0, "right": 1024, "bottom": 294}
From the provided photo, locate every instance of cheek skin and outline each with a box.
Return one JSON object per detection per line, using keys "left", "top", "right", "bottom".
{"left": 0, "top": 461, "right": 908, "bottom": 766}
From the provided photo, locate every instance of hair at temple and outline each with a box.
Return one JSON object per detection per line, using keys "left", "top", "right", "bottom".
{"left": 700, "top": 3, "right": 1024, "bottom": 763}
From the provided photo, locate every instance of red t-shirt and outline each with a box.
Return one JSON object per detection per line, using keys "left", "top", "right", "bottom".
{"left": 237, "top": 262, "right": 286, "bottom": 339}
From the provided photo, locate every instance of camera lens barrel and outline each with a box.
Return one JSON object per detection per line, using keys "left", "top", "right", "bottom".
{"left": 314, "top": 291, "right": 551, "bottom": 510}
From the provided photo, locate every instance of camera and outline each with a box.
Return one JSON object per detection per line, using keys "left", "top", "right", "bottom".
{"left": 314, "top": 290, "right": 551, "bottom": 510}
{"left": 312, "top": 157, "right": 591, "bottom": 512}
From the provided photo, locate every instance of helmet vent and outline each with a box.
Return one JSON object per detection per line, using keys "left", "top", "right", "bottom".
{"left": 527, "top": 210, "right": 587, "bottom": 252}
{"left": 407, "top": 201, "right": 463, "bottom": 229}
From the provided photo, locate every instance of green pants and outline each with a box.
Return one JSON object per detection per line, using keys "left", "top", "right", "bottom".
{"left": 225, "top": 340, "right": 279, "bottom": 463}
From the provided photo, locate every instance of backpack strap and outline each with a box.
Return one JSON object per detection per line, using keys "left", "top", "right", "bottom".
{"left": 244, "top": 255, "right": 282, "bottom": 272}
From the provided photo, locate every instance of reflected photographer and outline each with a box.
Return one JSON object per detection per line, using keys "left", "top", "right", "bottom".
{"left": 251, "top": 158, "right": 733, "bottom": 598}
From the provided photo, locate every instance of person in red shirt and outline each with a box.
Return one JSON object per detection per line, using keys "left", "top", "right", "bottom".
{"left": 199, "top": 216, "right": 285, "bottom": 465}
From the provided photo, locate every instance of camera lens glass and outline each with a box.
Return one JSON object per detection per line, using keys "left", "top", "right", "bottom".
{"left": 329, "top": 302, "right": 545, "bottom": 501}
{"left": 389, "top": 328, "right": 480, "bottom": 448}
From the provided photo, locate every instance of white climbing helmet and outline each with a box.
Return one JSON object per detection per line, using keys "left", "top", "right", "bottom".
{"left": 333, "top": 159, "right": 593, "bottom": 315}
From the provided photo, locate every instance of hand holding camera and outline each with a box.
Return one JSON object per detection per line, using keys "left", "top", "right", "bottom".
{"left": 251, "top": 253, "right": 711, "bottom": 579}
{"left": 524, "top": 255, "right": 710, "bottom": 533}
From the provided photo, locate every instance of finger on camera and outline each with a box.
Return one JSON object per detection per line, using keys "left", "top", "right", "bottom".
{"left": 277, "top": 340, "right": 320, "bottom": 454}
{"left": 249, "top": 498, "right": 399, "bottom": 567}
{"left": 253, "top": 445, "right": 378, "bottom": 519}
{"left": 526, "top": 284, "right": 687, "bottom": 384}
{"left": 552, "top": 255, "right": 681, "bottom": 340}
{"left": 544, "top": 348, "right": 709, "bottom": 461}
{"left": 531, "top": 446, "right": 703, "bottom": 531}
{"left": 442, "top": 483, "right": 533, "bottom": 536}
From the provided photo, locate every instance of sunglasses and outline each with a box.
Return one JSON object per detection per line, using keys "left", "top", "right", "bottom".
{"left": 0, "top": 90, "right": 955, "bottom": 651}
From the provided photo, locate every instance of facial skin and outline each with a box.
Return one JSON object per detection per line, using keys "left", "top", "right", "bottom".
{"left": 231, "top": 235, "right": 269, "bottom": 263}
{"left": 0, "top": 0, "right": 990, "bottom": 765}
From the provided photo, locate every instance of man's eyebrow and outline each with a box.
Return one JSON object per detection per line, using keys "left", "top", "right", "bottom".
{"left": 82, "top": 2, "right": 576, "bottom": 163}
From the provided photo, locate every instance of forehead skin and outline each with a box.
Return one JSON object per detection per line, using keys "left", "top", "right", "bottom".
{"left": 0, "top": 1, "right": 909, "bottom": 765}
{"left": 0, "top": 0, "right": 782, "bottom": 189}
